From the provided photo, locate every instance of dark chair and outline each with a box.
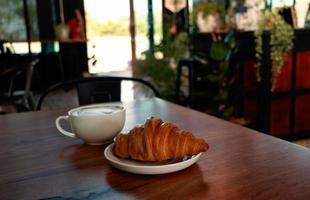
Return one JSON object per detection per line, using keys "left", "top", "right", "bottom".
{"left": 175, "top": 32, "right": 239, "bottom": 111}
{"left": 36, "top": 76, "right": 160, "bottom": 110}
{"left": 0, "top": 42, "right": 38, "bottom": 112}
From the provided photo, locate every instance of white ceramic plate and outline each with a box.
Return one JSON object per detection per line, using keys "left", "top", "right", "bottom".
{"left": 104, "top": 143, "right": 202, "bottom": 175}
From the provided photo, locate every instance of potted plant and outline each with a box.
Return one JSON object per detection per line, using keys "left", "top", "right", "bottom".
{"left": 193, "top": 1, "right": 226, "bottom": 33}
{"left": 254, "top": 10, "right": 294, "bottom": 91}
{"left": 132, "top": 32, "right": 190, "bottom": 100}
{"left": 189, "top": 30, "right": 238, "bottom": 119}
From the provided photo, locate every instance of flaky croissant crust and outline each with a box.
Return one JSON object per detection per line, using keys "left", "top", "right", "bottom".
{"left": 113, "top": 117, "right": 209, "bottom": 161}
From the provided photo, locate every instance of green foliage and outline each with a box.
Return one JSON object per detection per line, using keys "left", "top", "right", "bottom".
{"left": 254, "top": 10, "right": 294, "bottom": 91}
{"left": 192, "top": 1, "right": 226, "bottom": 27}
{"left": 193, "top": 1, "right": 225, "bottom": 19}
{"left": 158, "top": 32, "right": 190, "bottom": 60}
{"left": 0, "top": 0, "right": 38, "bottom": 40}
{"left": 192, "top": 30, "right": 237, "bottom": 119}
{"left": 87, "top": 17, "right": 129, "bottom": 36}
{"left": 0, "top": 0, "right": 26, "bottom": 40}
{"left": 87, "top": 15, "right": 162, "bottom": 37}
{"left": 136, "top": 58, "right": 175, "bottom": 97}
{"left": 209, "top": 41, "right": 229, "bottom": 61}
{"left": 136, "top": 30, "right": 237, "bottom": 119}
{"left": 27, "top": 0, "right": 39, "bottom": 39}
{"left": 135, "top": 33, "right": 190, "bottom": 99}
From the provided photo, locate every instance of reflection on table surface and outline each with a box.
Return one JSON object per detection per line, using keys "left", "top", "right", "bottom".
{"left": 0, "top": 98, "right": 309, "bottom": 199}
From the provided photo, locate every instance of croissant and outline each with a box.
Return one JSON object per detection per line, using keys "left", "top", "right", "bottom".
{"left": 113, "top": 117, "right": 209, "bottom": 161}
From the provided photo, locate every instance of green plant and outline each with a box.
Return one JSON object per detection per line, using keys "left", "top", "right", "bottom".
{"left": 192, "top": 1, "right": 226, "bottom": 32}
{"left": 254, "top": 10, "right": 294, "bottom": 91}
{"left": 135, "top": 58, "right": 175, "bottom": 98}
{"left": 86, "top": 15, "right": 162, "bottom": 37}
{"left": 193, "top": 30, "right": 237, "bottom": 119}
{"left": 135, "top": 32, "right": 190, "bottom": 99}
{"left": 192, "top": 1, "right": 225, "bottom": 21}
{"left": 158, "top": 32, "right": 190, "bottom": 63}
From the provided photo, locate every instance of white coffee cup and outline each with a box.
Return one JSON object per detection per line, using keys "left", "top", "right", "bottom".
{"left": 55, "top": 104, "right": 125, "bottom": 145}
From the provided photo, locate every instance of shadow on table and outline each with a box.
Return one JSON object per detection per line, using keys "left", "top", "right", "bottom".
{"left": 105, "top": 163, "right": 209, "bottom": 199}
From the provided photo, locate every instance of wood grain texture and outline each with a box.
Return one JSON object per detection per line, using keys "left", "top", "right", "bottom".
{"left": 0, "top": 98, "right": 309, "bottom": 200}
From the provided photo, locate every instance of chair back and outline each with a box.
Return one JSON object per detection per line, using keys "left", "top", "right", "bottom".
{"left": 36, "top": 76, "right": 160, "bottom": 110}
{"left": 77, "top": 77, "right": 121, "bottom": 105}
{"left": 1, "top": 52, "right": 37, "bottom": 111}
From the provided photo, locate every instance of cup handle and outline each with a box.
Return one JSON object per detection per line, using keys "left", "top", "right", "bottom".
{"left": 55, "top": 116, "right": 76, "bottom": 138}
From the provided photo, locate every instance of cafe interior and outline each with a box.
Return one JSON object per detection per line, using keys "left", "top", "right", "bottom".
{"left": 1, "top": 0, "right": 310, "bottom": 199}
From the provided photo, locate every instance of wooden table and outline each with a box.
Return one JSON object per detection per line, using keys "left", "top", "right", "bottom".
{"left": 0, "top": 98, "right": 309, "bottom": 199}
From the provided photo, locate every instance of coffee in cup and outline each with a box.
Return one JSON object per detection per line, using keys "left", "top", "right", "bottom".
{"left": 55, "top": 104, "right": 125, "bottom": 145}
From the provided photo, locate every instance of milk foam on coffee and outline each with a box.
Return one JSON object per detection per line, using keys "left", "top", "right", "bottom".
{"left": 72, "top": 106, "right": 123, "bottom": 116}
